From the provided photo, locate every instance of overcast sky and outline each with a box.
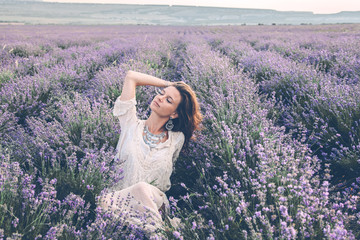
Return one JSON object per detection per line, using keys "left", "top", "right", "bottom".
{"left": 43, "top": 0, "right": 360, "bottom": 14}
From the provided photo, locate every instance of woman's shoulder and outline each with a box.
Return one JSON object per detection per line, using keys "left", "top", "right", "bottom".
{"left": 171, "top": 131, "right": 185, "bottom": 146}
{"left": 171, "top": 130, "right": 184, "bottom": 139}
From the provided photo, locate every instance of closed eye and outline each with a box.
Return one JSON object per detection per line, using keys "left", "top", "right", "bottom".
{"left": 155, "top": 88, "right": 164, "bottom": 95}
{"left": 155, "top": 88, "right": 173, "bottom": 103}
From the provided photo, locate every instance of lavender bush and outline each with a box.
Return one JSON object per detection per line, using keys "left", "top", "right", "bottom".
{"left": 165, "top": 41, "right": 357, "bottom": 239}
{"left": 0, "top": 24, "right": 359, "bottom": 239}
{"left": 208, "top": 28, "right": 360, "bottom": 196}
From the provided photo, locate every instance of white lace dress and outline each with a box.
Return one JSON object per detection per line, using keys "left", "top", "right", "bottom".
{"left": 99, "top": 96, "right": 184, "bottom": 234}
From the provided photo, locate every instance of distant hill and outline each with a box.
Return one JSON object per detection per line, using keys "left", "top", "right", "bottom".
{"left": 1, "top": 0, "right": 360, "bottom": 25}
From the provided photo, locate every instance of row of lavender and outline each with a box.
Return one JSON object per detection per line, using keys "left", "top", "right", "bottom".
{"left": 0, "top": 25, "right": 359, "bottom": 239}
{"left": 168, "top": 25, "right": 359, "bottom": 239}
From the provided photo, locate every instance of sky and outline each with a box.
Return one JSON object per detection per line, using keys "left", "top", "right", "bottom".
{"left": 43, "top": 0, "right": 360, "bottom": 14}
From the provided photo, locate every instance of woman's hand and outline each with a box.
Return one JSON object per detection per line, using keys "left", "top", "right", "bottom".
{"left": 165, "top": 80, "right": 176, "bottom": 88}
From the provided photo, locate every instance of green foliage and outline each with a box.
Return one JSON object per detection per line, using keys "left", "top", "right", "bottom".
{"left": 0, "top": 70, "right": 14, "bottom": 89}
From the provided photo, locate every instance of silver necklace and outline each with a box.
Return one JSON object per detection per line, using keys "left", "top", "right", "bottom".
{"left": 143, "top": 125, "right": 166, "bottom": 148}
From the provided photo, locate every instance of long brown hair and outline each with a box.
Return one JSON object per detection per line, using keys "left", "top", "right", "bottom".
{"left": 170, "top": 82, "right": 202, "bottom": 149}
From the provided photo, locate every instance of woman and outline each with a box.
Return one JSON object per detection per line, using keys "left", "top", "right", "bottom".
{"left": 99, "top": 70, "right": 202, "bottom": 235}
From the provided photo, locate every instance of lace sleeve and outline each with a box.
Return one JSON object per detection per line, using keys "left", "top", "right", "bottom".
{"left": 113, "top": 97, "right": 137, "bottom": 127}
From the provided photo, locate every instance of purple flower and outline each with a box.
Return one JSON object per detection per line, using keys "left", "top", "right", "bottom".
{"left": 173, "top": 231, "right": 182, "bottom": 239}
{"left": 192, "top": 221, "right": 197, "bottom": 230}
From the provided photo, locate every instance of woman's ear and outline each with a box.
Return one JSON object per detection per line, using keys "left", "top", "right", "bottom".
{"left": 171, "top": 112, "right": 179, "bottom": 119}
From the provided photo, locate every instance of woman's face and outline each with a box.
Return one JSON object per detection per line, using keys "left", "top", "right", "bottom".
{"left": 150, "top": 86, "right": 181, "bottom": 119}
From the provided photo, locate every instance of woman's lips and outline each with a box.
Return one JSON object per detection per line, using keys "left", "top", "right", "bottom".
{"left": 154, "top": 101, "right": 160, "bottom": 107}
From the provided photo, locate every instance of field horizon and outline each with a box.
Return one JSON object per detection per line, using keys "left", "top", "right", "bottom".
{"left": 1, "top": 0, "right": 360, "bottom": 25}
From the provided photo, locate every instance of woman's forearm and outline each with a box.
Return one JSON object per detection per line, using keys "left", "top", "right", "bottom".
{"left": 120, "top": 70, "right": 172, "bottom": 101}
{"left": 126, "top": 70, "right": 171, "bottom": 88}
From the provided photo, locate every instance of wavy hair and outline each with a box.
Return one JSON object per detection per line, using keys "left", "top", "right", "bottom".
{"left": 169, "top": 82, "right": 202, "bottom": 149}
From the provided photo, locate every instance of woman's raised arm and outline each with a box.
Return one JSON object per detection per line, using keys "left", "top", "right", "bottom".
{"left": 120, "top": 70, "right": 173, "bottom": 101}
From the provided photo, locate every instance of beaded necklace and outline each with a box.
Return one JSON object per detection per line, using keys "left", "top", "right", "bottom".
{"left": 143, "top": 125, "right": 166, "bottom": 148}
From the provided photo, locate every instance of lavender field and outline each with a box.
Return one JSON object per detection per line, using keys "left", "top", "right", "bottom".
{"left": 0, "top": 24, "right": 359, "bottom": 239}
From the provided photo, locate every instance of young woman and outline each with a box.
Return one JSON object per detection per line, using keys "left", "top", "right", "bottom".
{"left": 99, "top": 70, "right": 202, "bottom": 235}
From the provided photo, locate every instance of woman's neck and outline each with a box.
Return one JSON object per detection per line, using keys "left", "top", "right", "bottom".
{"left": 145, "top": 113, "right": 168, "bottom": 134}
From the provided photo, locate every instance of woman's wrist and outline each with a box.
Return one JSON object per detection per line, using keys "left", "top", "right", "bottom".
{"left": 164, "top": 80, "right": 172, "bottom": 88}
